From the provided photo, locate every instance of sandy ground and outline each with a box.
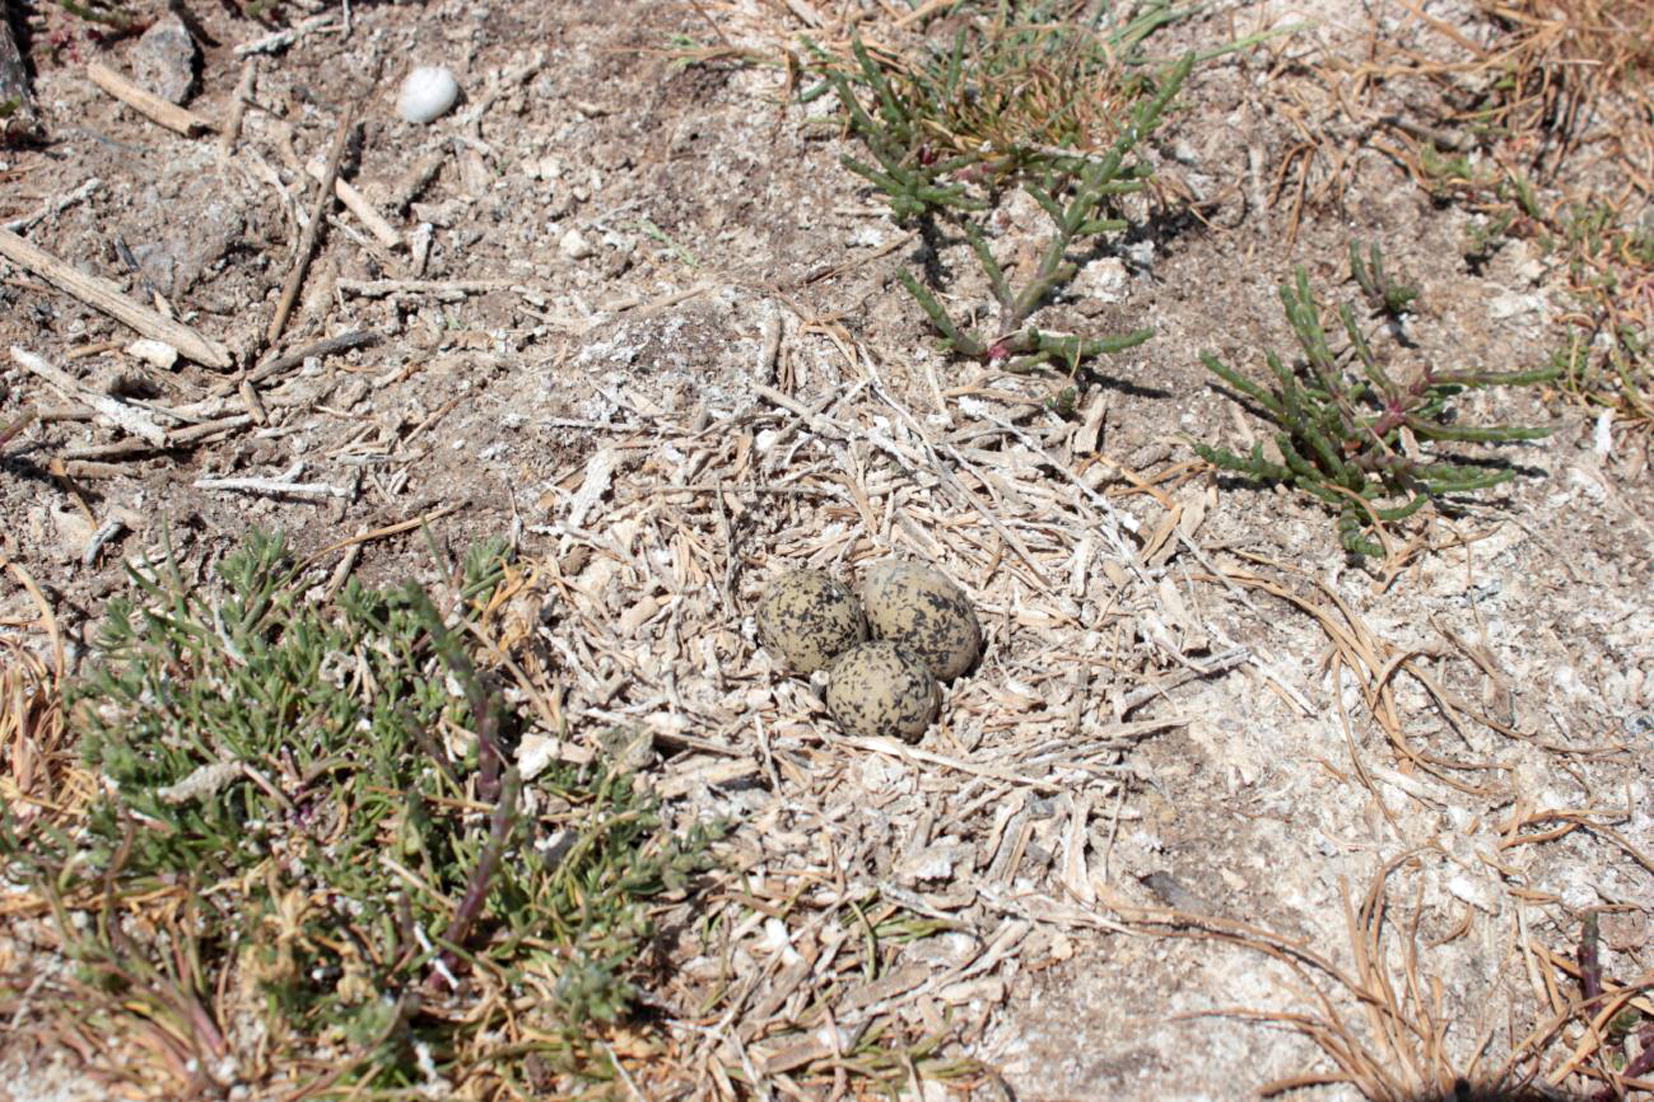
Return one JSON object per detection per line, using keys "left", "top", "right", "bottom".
{"left": 1, "top": 0, "right": 1649, "bottom": 1098}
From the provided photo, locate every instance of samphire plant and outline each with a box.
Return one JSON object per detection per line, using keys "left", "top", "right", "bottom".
{"left": 0, "top": 531, "right": 719, "bottom": 1095}
{"left": 1195, "top": 246, "right": 1554, "bottom": 557}
{"left": 813, "top": 7, "right": 1194, "bottom": 376}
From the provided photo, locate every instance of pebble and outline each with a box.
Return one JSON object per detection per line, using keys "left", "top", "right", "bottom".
{"left": 559, "top": 228, "right": 595, "bottom": 260}
{"left": 133, "top": 14, "right": 197, "bottom": 105}
{"left": 398, "top": 67, "right": 461, "bottom": 124}
{"left": 127, "top": 338, "right": 178, "bottom": 370}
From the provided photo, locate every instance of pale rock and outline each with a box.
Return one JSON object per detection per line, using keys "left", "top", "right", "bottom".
{"left": 937, "top": 976, "right": 1005, "bottom": 1006}
{"left": 1072, "top": 256, "right": 1128, "bottom": 303}
{"left": 1488, "top": 288, "right": 1542, "bottom": 320}
{"left": 1594, "top": 409, "right": 1614, "bottom": 457}
{"left": 50, "top": 506, "right": 94, "bottom": 561}
{"left": 1446, "top": 872, "right": 1498, "bottom": 914}
{"left": 398, "top": 67, "right": 461, "bottom": 124}
{"left": 895, "top": 842, "right": 967, "bottom": 885}
{"left": 133, "top": 14, "right": 197, "bottom": 105}
{"left": 559, "top": 227, "right": 595, "bottom": 260}
{"left": 126, "top": 338, "right": 178, "bottom": 369}
{"left": 898, "top": 1079, "right": 955, "bottom": 1102}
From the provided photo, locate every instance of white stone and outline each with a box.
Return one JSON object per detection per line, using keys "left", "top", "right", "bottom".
{"left": 126, "top": 338, "right": 178, "bottom": 369}
{"left": 1073, "top": 256, "right": 1128, "bottom": 303}
{"left": 133, "top": 13, "right": 197, "bottom": 105}
{"left": 1488, "top": 288, "right": 1542, "bottom": 320}
{"left": 397, "top": 67, "right": 460, "bottom": 124}
{"left": 559, "top": 227, "right": 595, "bottom": 259}
{"left": 1446, "top": 872, "right": 1498, "bottom": 914}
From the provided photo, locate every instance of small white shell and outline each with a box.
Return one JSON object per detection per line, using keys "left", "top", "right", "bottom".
{"left": 398, "top": 66, "right": 460, "bottom": 124}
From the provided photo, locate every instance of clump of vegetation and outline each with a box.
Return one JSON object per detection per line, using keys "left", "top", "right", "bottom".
{"left": 53, "top": 0, "right": 136, "bottom": 30}
{"left": 1349, "top": 240, "right": 1418, "bottom": 320}
{"left": 0, "top": 531, "right": 719, "bottom": 1096}
{"left": 810, "top": 3, "right": 1196, "bottom": 377}
{"left": 1384, "top": 2, "right": 1654, "bottom": 428}
{"left": 1195, "top": 250, "right": 1553, "bottom": 557}
{"left": 1576, "top": 911, "right": 1654, "bottom": 1090}
{"left": 1542, "top": 203, "right": 1654, "bottom": 425}
{"left": 1432, "top": 163, "right": 1654, "bottom": 426}
{"left": 1412, "top": 139, "right": 1651, "bottom": 426}
{"left": 1462, "top": 0, "right": 1654, "bottom": 146}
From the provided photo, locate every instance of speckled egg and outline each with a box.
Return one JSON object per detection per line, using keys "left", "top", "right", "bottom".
{"left": 825, "top": 641, "right": 940, "bottom": 741}
{"left": 859, "top": 560, "right": 981, "bottom": 681}
{"left": 756, "top": 569, "right": 867, "bottom": 674}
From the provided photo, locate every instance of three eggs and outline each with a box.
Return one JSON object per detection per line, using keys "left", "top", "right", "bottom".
{"left": 757, "top": 561, "right": 981, "bottom": 741}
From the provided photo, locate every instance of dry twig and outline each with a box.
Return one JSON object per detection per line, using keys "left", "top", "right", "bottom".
{"left": 266, "top": 107, "right": 356, "bottom": 346}
{"left": 194, "top": 462, "right": 353, "bottom": 500}
{"left": 0, "top": 229, "right": 232, "bottom": 368}
{"left": 11, "top": 347, "right": 168, "bottom": 446}
{"left": 86, "top": 62, "right": 213, "bottom": 137}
